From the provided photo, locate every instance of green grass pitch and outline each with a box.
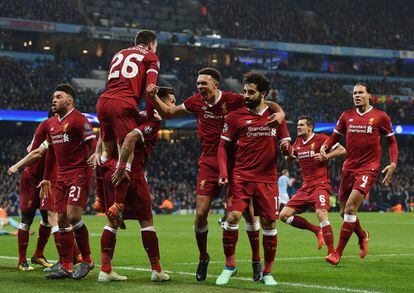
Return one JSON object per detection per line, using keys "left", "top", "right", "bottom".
{"left": 0, "top": 212, "right": 413, "bottom": 292}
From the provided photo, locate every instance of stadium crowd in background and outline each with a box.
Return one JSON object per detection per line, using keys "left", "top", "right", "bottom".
{"left": 2, "top": 0, "right": 412, "bottom": 50}
{"left": 0, "top": 56, "right": 413, "bottom": 124}
{"left": 1, "top": 135, "right": 413, "bottom": 217}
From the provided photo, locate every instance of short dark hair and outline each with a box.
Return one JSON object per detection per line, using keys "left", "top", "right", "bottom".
{"left": 135, "top": 30, "right": 157, "bottom": 46}
{"left": 298, "top": 116, "right": 315, "bottom": 129}
{"left": 243, "top": 71, "right": 270, "bottom": 94}
{"left": 158, "top": 86, "right": 175, "bottom": 99}
{"left": 198, "top": 67, "right": 222, "bottom": 83}
{"left": 355, "top": 82, "right": 372, "bottom": 94}
{"left": 55, "top": 83, "right": 76, "bottom": 100}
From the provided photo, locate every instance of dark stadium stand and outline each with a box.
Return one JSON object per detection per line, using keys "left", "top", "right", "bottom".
{"left": 1, "top": 0, "right": 412, "bottom": 49}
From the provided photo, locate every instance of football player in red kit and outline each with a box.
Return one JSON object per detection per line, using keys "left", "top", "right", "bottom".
{"left": 322, "top": 82, "right": 398, "bottom": 265}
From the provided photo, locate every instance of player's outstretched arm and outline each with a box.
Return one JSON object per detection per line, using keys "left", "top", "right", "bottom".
{"left": 7, "top": 145, "right": 47, "bottom": 175}
{"left": 265, "top": 101, "right": 285, "bottom": 126}
{"left": 154, "top": 95, "right": 189, "bottom": 119}
{"left": 382, "top": 135, "right": 398, "bottom": 187}
{"left": 147, "top": 84, "right": 189, "bottom": 119}
{"left": 321, "top": 132, "right": 342, "bottom": 157}
{"left": 217, "top": 139, "right": 230, "bottom": 186}
{"left": 315, "top": 143, "right": 346, "bottom": 162}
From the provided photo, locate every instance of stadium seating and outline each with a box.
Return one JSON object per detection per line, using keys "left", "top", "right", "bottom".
{"left": 1, "top": 0, "right": 413, "bottom": 49}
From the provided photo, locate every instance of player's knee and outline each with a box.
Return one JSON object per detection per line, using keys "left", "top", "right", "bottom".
{"left": 261, "top": 219, "right": 275, "bottom": 230}
{"left": 344, "top": 205, "right": 357, "bottom": 215}
{"left": 226, "top": 212, "right": 241, "bottom": 225}
{"left": 48, "top": 211, "right": 58, "bottom": 227}
{"left": 279, "top": 211, "right": 289, "bottom": 223}
{"left": 57, "top": 214, "right": 70, "bottom": 228}
{"left": 316, "top": 209, "right": 328, "bottom": 222}
{"left": 279, "top": 209, "right": 292, "bottom": 223}
{"left": 21, "top": 212, "right": 35, "bottom": 225}
{"left": 40, "top": 210, "right": 49, "bottom": 225}
{"left": 195, "top": 209, "right": 208, "bottom": 222}
{"left": 139, "top": 219, "right": 153, "bottom": 229}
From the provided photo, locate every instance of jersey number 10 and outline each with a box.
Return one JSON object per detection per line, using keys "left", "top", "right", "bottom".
{"left": 108, "top": 53, "right": 144, "bottom": 80}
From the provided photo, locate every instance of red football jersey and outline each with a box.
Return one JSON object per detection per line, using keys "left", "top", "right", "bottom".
{"left": 45, "top": 109, "right": 95, "bottom": 180}
{"left": 293, "top": 133, "right": 331, "bottom": 187}
{"left": 221, "top": 106, "right": 291, "bottom": 183}
{"left": 333, "top": 107, "right": 394, "bottom": 172}
{"left": 183, "top": 90, "right": 244, "bottom": 157}
{"left": 100, "top": 45, "right": 160, "bottom": 107}
{"left": 130, "top": 112, "right": 161, "bottom": 179}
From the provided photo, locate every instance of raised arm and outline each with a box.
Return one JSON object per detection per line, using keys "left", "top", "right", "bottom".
{"left": 147, "top": 84, "right": 190, "bottom": 119}
{"left": 7, "top": 144, "right": 47, "bottom": 175}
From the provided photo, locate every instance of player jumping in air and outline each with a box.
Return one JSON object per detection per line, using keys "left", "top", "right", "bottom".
{"left": 95, "top": 87, "right": 175, "bottom": 282}
{"left": 96, "top": 30, "right": 160, "bottom": 228}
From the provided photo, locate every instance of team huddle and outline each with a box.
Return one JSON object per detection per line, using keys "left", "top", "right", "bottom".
{"left": 7, "top": 30, "right": 398, "bottom": 285}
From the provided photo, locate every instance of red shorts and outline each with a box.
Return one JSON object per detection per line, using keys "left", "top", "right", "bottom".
{"left": 339, "top": 170, "right": 378, "bottom": 202}
{"left": 97, "top": 97, "right": 143, "bottom": 145}
{"left": 196, "top": 155, "right": 221, "bottom": 198}
{"left": 40, "top": 187, "right": 55, "bottom": 212}
{"left": 100, "top": 163, "right": 152, "bottom": 221}
{"left": 286, "top": 184, "right": 331, "bottom": 212}
{"left": 124, "top": 174, "right": 153, "bottom": 221}
{"left": 54, "top": 174, "right": 91, "bottom": 213}
{"left": 227, "top": 181, "right": 279, "bottom": 220}
{"left": 19, "top": 169, "right": 41, "bottom": 213}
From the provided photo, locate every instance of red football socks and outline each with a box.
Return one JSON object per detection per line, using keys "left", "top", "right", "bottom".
{"left": 354, "top": 218, "right": 366, "bottom": 240}
{"left": 247, "top": 230, "right": 261, "bottom": 262}
{"left": 262, "top": 230, "right": 278, "bottom": 274}
{"left": 322, "top": 224, "right": 335, "bottom": 254}
{"left": 195, "top": 225, "right": 209, "bottom": 261}
{"left": 289, "top": 216, "right": 319, "bottom": 234}
{"left": 33, "top": 223, "right": 51, "bottom": 258}
{"left": 73, "top": 220, "right": 92, "bottom": 264}
{"left": 52, "top": 227, "right": 62, "bottom": 261}
{"left": 141, "top": 227, "right": 161, "bottom": 272}
{"left": 59, "top": 229, "right": 75, "bottom": 272}
{"left": 222, "top": 223, "right": 239, "bottom": 268}
{"left": 17, "top": 225, "right": 30, "bottom": 263}
{"left": 101, "top": 227, "right": 117, "bottom": 273}
{"left": 336, "top": 216, "right": 357, "bottom": 256}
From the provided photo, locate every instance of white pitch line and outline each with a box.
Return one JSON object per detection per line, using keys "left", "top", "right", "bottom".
{"left": 0, "top": 255, "right": 386, "bottom": 293}
{"left": 167, "top": 253, "right": 414, "bottom": 266}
